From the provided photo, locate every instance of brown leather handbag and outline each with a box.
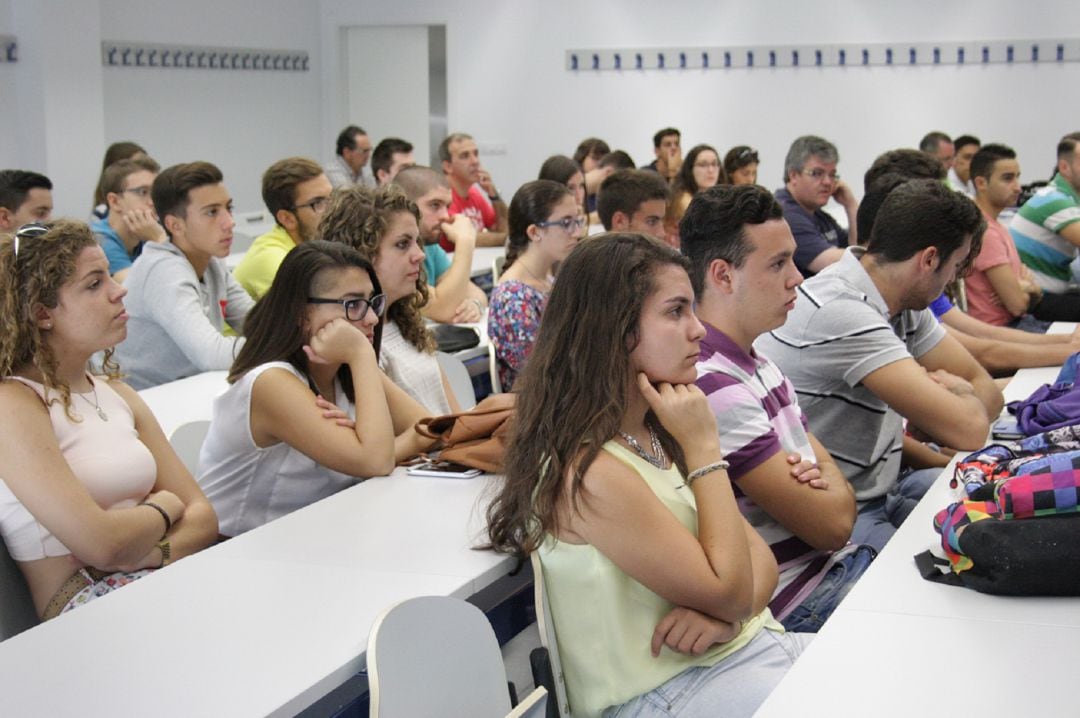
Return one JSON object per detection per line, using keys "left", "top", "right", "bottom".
{"left": 413, "top": 393, "right": 516, "bottom": 473}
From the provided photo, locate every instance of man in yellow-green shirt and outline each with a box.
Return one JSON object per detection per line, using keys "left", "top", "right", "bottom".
{"left": 234, "top": 157, "right": 332, "bottom": 298}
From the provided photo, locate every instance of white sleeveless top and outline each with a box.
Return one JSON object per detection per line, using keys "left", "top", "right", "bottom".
{"left": 196, "top": 362, "right": 359, "bottom": 536}
{"left": 0, "top": 376, "right": 157, "bottom": 560}
{"left": 378, "top": 320, "right": 451, "bottom": 414}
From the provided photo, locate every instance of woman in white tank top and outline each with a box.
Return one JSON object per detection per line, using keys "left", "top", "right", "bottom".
{"left": 0, "top": 220, "right": 218, "bottom": 620}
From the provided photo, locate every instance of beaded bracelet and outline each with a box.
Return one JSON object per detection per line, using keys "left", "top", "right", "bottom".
{"left": 684, "top": 460, "right": 730, "bottom": 488}
{"left": 141, "top": 501, "right": 172, "bottom": 540}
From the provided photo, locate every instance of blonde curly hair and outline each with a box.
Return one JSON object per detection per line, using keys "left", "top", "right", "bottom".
{"left": 0, "top": 220, "right": 120, "bottom": 419}
{"left": 315, "top": 184, "right": 435, "bottom": 353}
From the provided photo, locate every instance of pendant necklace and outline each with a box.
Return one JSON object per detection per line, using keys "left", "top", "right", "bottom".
{"left": 79, "top": 380, "right": 109, "bottom": 422}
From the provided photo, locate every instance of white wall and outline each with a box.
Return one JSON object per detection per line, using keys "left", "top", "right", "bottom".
{"left": 99, "top": 0, "right": 323, "bottom": 212}
{"left": 320, "top": 0, "right": 1080, "bottom": 197}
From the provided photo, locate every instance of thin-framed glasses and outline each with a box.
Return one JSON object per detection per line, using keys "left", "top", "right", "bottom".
{"left": 307, "top": 293, "right": 387, "bottom": 321}
{"left": 536, "top": 216, "right": 587, "bottom": 233}
{"left": 801, "top": 168, "right": 840, "bottom": 182}
{"left": 14, "top": 222, "right": 48, "bottom": 259}
{"left": 292, "top": 196, "right": 330, "bottom": 214}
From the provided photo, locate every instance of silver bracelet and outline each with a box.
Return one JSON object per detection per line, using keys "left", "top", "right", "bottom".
{"left": 684, "top": 460, "right": 730, "bottom": 487}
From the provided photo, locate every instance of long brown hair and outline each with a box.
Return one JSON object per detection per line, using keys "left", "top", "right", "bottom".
{"left": 0, "top": 220, "right": 118, "bottom": 419}
{"left": 504, "top": 180, "right": 573, "bottom": 269}
{"left": 228, "top": 240, "right": 382, "bottom": 403}
{"left": 486, "top": 233, "right": 691, "bottom": 558}
{"left": 316, "top": 184, "right": 435, "bottom": 352}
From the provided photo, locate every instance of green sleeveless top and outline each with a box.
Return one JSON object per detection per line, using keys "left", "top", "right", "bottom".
{"left": 538, "top": 440, "right": 782, "bottom": 718}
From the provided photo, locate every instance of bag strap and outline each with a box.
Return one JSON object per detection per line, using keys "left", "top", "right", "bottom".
{"left": 914, "top": 550, "right": 964, "bottom": 587}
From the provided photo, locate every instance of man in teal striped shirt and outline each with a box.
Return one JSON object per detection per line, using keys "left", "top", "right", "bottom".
{"left": 1010, "top": 132, "right": 1080, "bottom": 295}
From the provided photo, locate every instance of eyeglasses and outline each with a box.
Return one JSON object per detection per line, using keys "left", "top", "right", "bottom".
{"left": 694, "top": 161, "right": 721, "bottom": 170}
{"left": 801, "top": 168, "right": 840, "bottom": 182}
{"left": 120, "top": 186, "right": 153, "bottom": 198}
{"left": 536, "top": 216, "right": 587, "bottom": 233}
{"left": 307, "top": 293, "right": 387, "bottom": 321}
{"left": 292, "top": 196, "right": 330, "bottom": 214}
{"left": 13, "top": 222, "right": 48, "bottom": 259}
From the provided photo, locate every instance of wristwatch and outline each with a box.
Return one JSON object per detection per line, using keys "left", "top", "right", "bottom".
{"left": 156, "top": 540, "right": 171, "bottom": 568}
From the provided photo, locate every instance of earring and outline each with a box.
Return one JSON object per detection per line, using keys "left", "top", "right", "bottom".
{"left": 43, "top": 322, "right": 52, "bottom": 330}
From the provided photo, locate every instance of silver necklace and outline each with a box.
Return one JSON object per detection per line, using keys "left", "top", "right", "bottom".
{"left": 79, "top": 380, "right": 108, "bottom": 422}
{"left": 518, "top": 260, "right": 552, "bottom": 291}
{"left": 618, "top": 423, "right": 666, "bottom": 468}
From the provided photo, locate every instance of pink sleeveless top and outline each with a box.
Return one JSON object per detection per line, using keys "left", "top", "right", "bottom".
{"left": 0, "top": 376, "right": 157, "bottom": 560}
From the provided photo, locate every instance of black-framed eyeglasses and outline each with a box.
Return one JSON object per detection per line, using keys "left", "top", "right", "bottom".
{"left": 307, "top": 293, "right": 386, "bottom": 321}
{"left": 14, "top": 222, "right": 48, "bottom": 259}
{"left": 291, "top": 196, "right": 330, "bottom": 214}
{"left": 535, "top": 216, "right": 587, "bottom": 233}
{"left": 120, "top": 186, "right": 153, "bottom": 198}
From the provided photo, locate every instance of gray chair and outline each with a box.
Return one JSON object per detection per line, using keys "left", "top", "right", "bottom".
{"left": 436, "top": 351, "right": 477, "bottom": 410}
{"left": 530, "top": 552, "right": 571, "bottom": 717}
{"left": 492, "top": 254, "right": 507, "bottom": 283}
{"left": 367, "top": 595, "right": 546, "bottom": 718}
{"left": 0, "top": 534, "right": 39, "bottom": 641}
{"left": 169, "top": 420, "right": 211, "bottom": 476}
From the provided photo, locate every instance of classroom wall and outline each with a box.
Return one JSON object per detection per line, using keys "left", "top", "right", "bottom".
{"left": 4, "top": 0, "right": 1080, "bottom": 217}
{"left": 320, "top": 0, "right": 1080, "bottom": 198}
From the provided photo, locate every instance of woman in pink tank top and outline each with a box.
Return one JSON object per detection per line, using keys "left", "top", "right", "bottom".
{"left": 0, "top": 220, "right": 217, "bottom": 621}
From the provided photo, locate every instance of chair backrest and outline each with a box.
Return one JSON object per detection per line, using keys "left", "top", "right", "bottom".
{"left": 531, "top": 553, "right": 571, "bottom": 717}
{"left": 487, "top": 343, "right": 503, "bottom": 395}
{"left": 492, "top": 255, "right": 507, "bottom": 283}
{"left": 436, "top": 351, "right": 477, "bottom": 410}
{"left": 367, "top": 595, "right": 512, "bottom": 718}
{"left": 0, "top": 533, "right": 39, "bottom": 641}
{"left": 506, "top": 687, "right": 548, "bottom": 718}
{"left": 169, "top": 420, "right": 212, "bottom": 476}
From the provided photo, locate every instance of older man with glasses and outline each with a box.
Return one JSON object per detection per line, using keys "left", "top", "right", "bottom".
{"left": 776, "top": 135, "right": 860, "bottom": 276}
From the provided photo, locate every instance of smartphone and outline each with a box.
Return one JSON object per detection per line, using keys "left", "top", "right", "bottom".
{"left": 406, "top": 460, "right": 483, "bottom": 479}
{"left": 991, "top": 415, "right": 1023, "bottom": 440}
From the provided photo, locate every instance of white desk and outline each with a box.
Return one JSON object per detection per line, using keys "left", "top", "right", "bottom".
{"left": 137, "top": 370, "right": 229, "bottom": 437}
{"left": 0, "top": 467, "right": 512, "bottom": 717}
{"left": 755, "top": 353, "right": 1080, "bottom": 717}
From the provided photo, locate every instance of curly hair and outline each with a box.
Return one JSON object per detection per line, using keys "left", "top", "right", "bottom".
{"left": 0, "top": 220, "right": 119, "bottom": 420}
{"left": 316, "top": 184, "right": 435, "bottom": 353}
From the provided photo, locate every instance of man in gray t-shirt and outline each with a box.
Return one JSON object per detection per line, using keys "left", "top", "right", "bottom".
{"left": 756, "top": 180, "right": 1002, "bottom": 550}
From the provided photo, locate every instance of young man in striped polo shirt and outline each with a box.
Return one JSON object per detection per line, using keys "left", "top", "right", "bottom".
{"left": 1011, "top": 131, "right": 1080, "bottom": 294}
{"left": 682, "top": 184, "right": 864, "bottom": 632}
{"left": 756, "top": 180, "right": 1003, "bottom": 551}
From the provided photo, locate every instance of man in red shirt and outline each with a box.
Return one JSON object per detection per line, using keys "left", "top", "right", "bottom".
{"left": 438, "top": 132, "right": 507, "bottom": 250}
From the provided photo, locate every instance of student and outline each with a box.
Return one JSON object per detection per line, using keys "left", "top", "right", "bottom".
{"left": 392, "top": 166, "right": 487, "bottom": 324}
{"left": 439, "top": 132, "right": 508, "bottom": 248}
{"left": 90, "top": 155, "right": 166, "bottom": 282}
{"left": 487, "top": 234, "right": 808, "bottom": 718}
{"left": 113, "top": 162, "right": 253, "bottom": 390}
{"left": 234, "top": 157, "right": 333, "bottom": 299}
{"left": 537, "top": 154, "right": 587, "bottom": 211}
{"left": 667, "top": 144, "right": 723, "bottom": 248}
{"left": 0, "top": 221, "right": 217, "bottom": 619}
{"left": 317, "top": 184, "right": 460, "bottom": 414}
{"left": 92, "top": 141, "right": 147, "bottom": 219}
{"left": 198, "top": 241, "right": 433, "bottom": 536}
{"left": 724, "top": 146, "right": 760, "bottom": 186}
{"left": 682, "top": 184, "right": 867, "bottom": 632}
{"left": 0, "top": 169, "right": 53, "bottom": 232}
{"left": 596, "top": 169, "right": 670, "bottom": 241}
{"left": 488, "top": 180, "right": 584, "bottom": 390}
{"left": 757, "top": 180, "right": 1002, "bottom": 550}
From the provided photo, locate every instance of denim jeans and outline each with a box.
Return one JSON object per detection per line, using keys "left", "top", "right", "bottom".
{"left": 780, "top": 545, "right": 877, "bottom": 633}
{"left": 604, "top": 630, "right": 812, "bottom": 718}
{"left": 850, "top": 467, "right": 940, "bottom": 552}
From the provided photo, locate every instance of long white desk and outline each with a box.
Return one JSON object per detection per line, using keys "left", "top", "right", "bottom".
{"left": 471, "top": 246, "right": 503, "bottom": 278}
{"left": 0, "top": 371, "right": 514, "bottom": 716}
{"left": 756, "top": 331, "right": 1080, "bottom": 717}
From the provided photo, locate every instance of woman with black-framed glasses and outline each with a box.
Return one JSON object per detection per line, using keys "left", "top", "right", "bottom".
{"left": 488, "top": 180, "right": 584, "bottom": 390}
{"left": 197, "top": 240, "right": 435, "bottom": 536}
{"left": 0, "top": 220, "right": 218, "bottom": 620}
